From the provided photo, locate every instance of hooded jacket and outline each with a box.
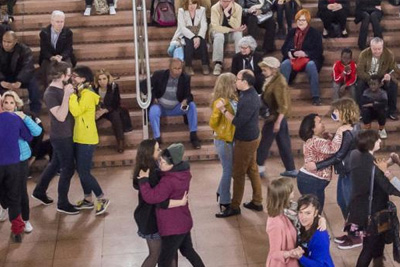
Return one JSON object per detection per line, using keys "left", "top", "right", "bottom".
{"left": 138, "top": 161, "right": 193, "bottom": 236}
{"left": 69, "top": 86, "right": 100, "bottom": 145}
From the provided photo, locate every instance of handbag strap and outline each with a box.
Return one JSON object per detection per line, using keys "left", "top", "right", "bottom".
{"left": 368, "top": 165, "right": 376, "bottom": 218}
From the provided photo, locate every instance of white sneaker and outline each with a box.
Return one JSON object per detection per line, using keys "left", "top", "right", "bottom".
{"left": 24, "top": 221, "right": 33, "bottom": 233}
{"left": 84, "top": 7, "right": 91, "bottom": 16}
{"left": 0, "top": 206, "right": 7, "bottom": 222}
{"left": 213, "top": 64, "right": 222, "bottom": 76}
{"left": 109, "top": 6, "right": 116, "bottom": 15}
{"left": 379, "top": 129, "right": 388, "bottom": 139}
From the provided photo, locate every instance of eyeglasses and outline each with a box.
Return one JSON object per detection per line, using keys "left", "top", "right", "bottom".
{"left": 297, "top": 19, "right": 307, "bottom": 22}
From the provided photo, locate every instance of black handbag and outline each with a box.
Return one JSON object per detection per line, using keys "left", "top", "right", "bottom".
{"left": 367, "top": 166, "right": 396, "bottom": 238}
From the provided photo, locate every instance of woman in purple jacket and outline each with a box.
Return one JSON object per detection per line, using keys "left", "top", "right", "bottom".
{"left": 137, "top": 143, "right": 205, "bottom": 267}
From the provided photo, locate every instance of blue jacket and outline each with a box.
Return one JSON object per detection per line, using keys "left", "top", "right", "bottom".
{"left": 18, "top": 116, "right": 42, "bottom": 161}
{"left": 299, "top": 230, "right": 334, "bottom": 267}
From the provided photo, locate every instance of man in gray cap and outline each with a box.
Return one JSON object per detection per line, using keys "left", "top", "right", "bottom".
{"left": 256, "top": 57, "right": 297, "bottom": 178}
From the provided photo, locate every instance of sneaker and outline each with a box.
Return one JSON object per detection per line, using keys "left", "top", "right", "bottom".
{"left": 95, "top": 199, "right": 110, "bottom": 216}
{"left": 31, "top": 193, "right": 54, "bottom": 205}
{"left": 243, "top": 201, "right": 263, "bottom": 211}
{"left": 389, "top": 113, "right": 399, "bottom": 120}
{"left": 202, "top": 65, "right": 210, "bottom": 75}
{"left": 109, "top": 5, "right": 116, "bottom": 15}
{"left": 0, "top": 206, "right": 7, "bottom": 222}
{"left": 334, "top": 235, "right": 348, "bottom": 244}
{"left": 280, "top": 170, "right": 299, "bottom": 178}
{"left": 84, "top": 7, "right": 91, "bottom": 16}
{"left": 57, "top": 205, "right": 80, "bottom": 215}
{"left": 338, "top": 236, "right": 363, "bottom": 250}
{"left": 185, "top": 66, "right": 194, "bottom": 76}
{"left": 24, "top": 221, "right": 33, "bottom": 233}
{"left": 76, "top": 199, "right": 95, "bottom": 210}
{"left": 379, "top": 129, "right": 388, "bottom": 139}
{"left": 213, "top": 63, "right": 222, "bottom": 76}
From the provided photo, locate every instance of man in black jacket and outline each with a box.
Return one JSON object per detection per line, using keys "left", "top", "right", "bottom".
{"left": 143, "top": 58, "right": 201, "bottom": 149}
{"left": 39, "top": 10, "right": 76, "bottom": 86}
{"left": 0, "top": 31, "right": 41, "bottom": 114}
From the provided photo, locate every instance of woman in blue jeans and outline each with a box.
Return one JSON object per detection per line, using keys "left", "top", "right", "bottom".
{"left": 209, "top": 73, "right": 238, "bottom": 216}
{"left": 69, "top": 66, "right": 110, "bottom": 216}
{"left": 297, "top": 113, "right": 351, "bottom": 212}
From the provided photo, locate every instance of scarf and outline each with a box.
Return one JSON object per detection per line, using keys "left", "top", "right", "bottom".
{"left": 294, "top": 26, "right": 310, "bottom": 51}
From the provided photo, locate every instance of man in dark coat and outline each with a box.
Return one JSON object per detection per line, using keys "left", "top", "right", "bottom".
{"left": 141, "top": 58, "right": 201, "bottom": 149}
{"left": 0, "top": 31, "right": 41, "bottom": 113}
{"left": 39, "top": 10, "right": 76, "bottom": 86}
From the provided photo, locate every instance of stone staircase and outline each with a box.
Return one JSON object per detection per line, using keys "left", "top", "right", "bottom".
{"left": 12, "top": 0, "right": 400, "bottom": 168}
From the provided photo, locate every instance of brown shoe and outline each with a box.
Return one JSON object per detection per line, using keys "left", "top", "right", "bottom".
{"left": 202, "top": 65, "right": 210, "bottom": 75}
{"left": 185, "top": 66, "right": 194, "bottom": 76}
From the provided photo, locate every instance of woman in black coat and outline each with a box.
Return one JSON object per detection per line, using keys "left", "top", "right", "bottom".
{"left": 280, "top": 9, "right": 323, "bottom": 106}
{"left": 94, "top": 69, "right": 133, "bottom": 153}
{"left": 354, "top": 0, "right": 383, "bottom": 50}
{"left": 317, "top": 0, "right": 349, "bottom": 38}
{"left": 347, "top": 130, "right": 400, "bottom": 267}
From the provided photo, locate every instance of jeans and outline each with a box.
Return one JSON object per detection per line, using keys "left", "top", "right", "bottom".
{"left": 159, "top": 232, "right": 205, "bottom": 267}
{"left": 33, "top": 137, "right": 75, "bottom": 208}
{"left": 337, "top": 173, "right": 352, "bottom": 219}
{"left": 256, "top": 118, "right": 295, "bottom": 171}
{"left": 183, "top": 37, "right": 209, "bottom": 66}
{"left": 358, "top": 10, "right": 382, "bottom": 50}
{"left": 149, "top": 102, "right": 198, "bottom": 139}
{"left": 212, "top": 31, "right": 242, "bottom": 62}
{"left": 281, "top": 59, "right": 320, "bottom": 99}
{"left": 296, "top": 170, "right": 330, "bottom": 213}
{"left": 214, "top": 139, "right": 233, "bottom": 205}
{"left": 231, "top": 136, "right": 262, "bottom": 209}
{"left": 75, "top": 144, "right": 103, "bottom": 198}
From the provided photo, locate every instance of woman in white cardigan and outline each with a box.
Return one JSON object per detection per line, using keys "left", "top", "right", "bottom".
{"left": 172, "top": 0, "right": 210, "bottom": 75}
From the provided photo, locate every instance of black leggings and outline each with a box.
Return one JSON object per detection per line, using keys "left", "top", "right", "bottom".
{"left": 142, "top": 238, "right": 178, "bottom": 267}
{"left": 85, "top": 0, "right": 114, "bottom": 6}
{"left": 356, "top": 233, "right": 385, "bottom": 267}
{"left": 158, "top": 232, "right": 204, "bottom": 267}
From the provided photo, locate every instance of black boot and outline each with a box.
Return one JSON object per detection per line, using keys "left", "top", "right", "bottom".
{"left": 190, "top": 131, "right": 201, "bottom": 149}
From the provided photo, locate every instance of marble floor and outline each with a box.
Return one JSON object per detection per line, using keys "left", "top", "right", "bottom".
{"left": 1, "top": 156, "right": 400, "bottom": 267}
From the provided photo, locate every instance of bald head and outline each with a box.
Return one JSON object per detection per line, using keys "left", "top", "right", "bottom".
{"left": 2, "top": 31, "right": 18, "bottom": 52}
{"left": 169, "top": 58, "right": 183, "bottom": 78}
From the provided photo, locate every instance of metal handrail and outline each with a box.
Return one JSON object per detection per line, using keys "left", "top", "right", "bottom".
{"left": 132, "top": 0, "right": 152, "bottom": 138}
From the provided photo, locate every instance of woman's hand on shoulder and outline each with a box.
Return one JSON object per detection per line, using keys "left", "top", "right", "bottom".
{"left": 138, "top": 169, "right": 150, "bottom": 179}
{"left": 14, "top": 111, "right": 26, "bottom": 120}
{"left": 337, "top": 124, "right": 353, "bottom": 134}
{"left": 317, "top": 216, "right": 327, "bottom": 231}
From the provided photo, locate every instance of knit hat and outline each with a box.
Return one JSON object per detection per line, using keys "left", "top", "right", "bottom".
{"left": 164, "top": 143, "right": 184, "bottom": 165}
{"left": 258, "top": 57, "right": 281, "bottom": 69}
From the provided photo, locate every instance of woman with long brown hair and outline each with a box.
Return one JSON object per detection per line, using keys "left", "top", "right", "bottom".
{"left": 209, "top": 73, "right": 238, "bottom": 216}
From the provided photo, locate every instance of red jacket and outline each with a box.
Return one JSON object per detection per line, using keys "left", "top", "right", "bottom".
{"left": 332, "top": 60, "right": 357, "bottom": 86}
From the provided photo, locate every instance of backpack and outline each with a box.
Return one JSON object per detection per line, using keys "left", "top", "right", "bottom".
{"left": 94, "top": 0, "right": 109, "bottom": 15}
{"left": 152, "top": 0, "right": 176, "bottom": 27}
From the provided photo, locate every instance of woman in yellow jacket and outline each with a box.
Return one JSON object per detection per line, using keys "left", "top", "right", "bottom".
{"left": 209, "top": 73, "right": 238, "bottom": 217}
{"left": 69, "top": 66, "right": 110, "bottom": 216}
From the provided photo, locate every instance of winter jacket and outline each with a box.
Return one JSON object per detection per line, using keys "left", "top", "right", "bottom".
{"left": 332, "top": 60, "right": 357, "bottom": 86}
{"left": 138, "top": 161, "right": 193, "bottom": 236}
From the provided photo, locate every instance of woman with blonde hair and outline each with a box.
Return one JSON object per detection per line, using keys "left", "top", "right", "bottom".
{"left": 305, "top": 97, "right": 362, "bottom": 249}
{"left": 266, "top": 178, "right": 299, "bottom": 267}
{"left": 1, "top": 90, "right": 42, "bottom": 235}
{"left": 209, "top": 73, "right": 238, "bottom": 216}
{"left": 94, "top": 68, "right": 132, "bottom": 153}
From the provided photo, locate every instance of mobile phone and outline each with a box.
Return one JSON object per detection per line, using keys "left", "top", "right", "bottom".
{"left": 181, "top": 105, "right": 189, "bottom": 111}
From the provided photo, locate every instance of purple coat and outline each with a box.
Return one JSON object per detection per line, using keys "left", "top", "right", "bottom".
{"left": 138, "top": 162, "right": 193, "bottom": 236}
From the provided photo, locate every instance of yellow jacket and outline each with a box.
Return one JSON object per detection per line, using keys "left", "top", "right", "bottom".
{"left": 209, "top": 98, "right": 236, "bottom": 142}
{"left": 210, "top": 2, "right": 242, "bottom": 34}
{"left": 69, "top": 86, "right": 100, "bottom": 145}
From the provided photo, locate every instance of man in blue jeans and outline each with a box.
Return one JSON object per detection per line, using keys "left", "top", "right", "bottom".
{"left": 31, "top": 61, "right": 79, "bottom": 215}
{"left": 142, "top": 58, "right": 201, "bottom": 149}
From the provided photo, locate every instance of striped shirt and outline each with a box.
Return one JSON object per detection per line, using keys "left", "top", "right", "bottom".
{"left": 158, "top": 77, "right": 180, "bottom": 109}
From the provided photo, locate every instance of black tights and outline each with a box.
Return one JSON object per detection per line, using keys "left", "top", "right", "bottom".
{"left": 142, "top": 239, "right": 177, "bottom": 267}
